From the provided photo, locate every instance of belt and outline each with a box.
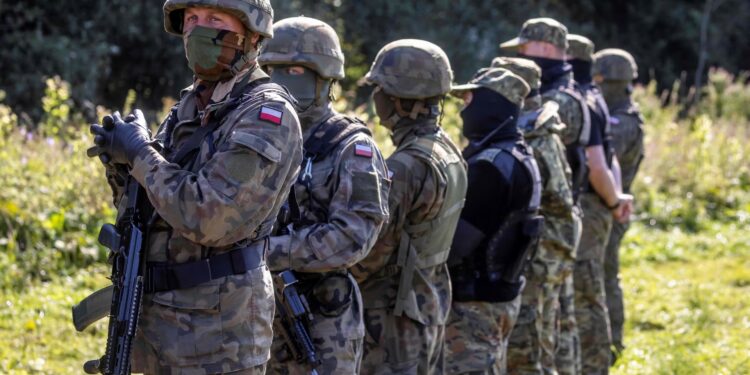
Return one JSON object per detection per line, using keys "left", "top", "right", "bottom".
{"left": 145, "top": 241, "right": 266, "bottom": 293}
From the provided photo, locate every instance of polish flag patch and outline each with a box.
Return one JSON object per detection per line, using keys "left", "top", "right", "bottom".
{"left": 259, "top": 106, "right": 283, "bottom": 125}
{"left": 354, "top": 144, "right": 373, "bottom": 158}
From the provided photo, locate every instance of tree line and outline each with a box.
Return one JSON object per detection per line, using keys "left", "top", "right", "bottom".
{"left": 1, "top": 0, "right": 748, "bottom": 123}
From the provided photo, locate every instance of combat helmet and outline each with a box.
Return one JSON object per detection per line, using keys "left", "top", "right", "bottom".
{"left": 593, "top": 49, "right": 639, "bottom": 81}
{"left": 163, "top": 0, "right": 274, "bottom": 38}
{"left": 259, "top": 17, "right": 345, "bottom": 80}
{"left": 365, "top": 39, "right": 453, "bottom": 99}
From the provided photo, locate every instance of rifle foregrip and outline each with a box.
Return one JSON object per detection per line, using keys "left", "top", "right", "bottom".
{"left": 83, "top": 359, "right": 100, "bottom": 374}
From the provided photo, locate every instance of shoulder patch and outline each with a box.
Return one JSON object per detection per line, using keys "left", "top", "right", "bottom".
{"left": 354, "top": 143, "right": 373, "bottom": 158}
{"left": 259, "top": 106, "right": 283, "bottom": 125}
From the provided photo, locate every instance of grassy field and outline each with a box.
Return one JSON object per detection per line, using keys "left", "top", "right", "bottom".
{"left": 0, "top": 221, "right": 748, "bottom": 374}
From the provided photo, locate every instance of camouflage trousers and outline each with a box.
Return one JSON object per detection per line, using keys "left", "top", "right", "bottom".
{"left": 506, "top": 240, "right": 575, "bottom": 375}
{"left": 573, "top": 193, "right": 613, "bottom": 375}
{"left": 604, "top": 219, "right": 629, "bottom": 353}
{"left": 360, "top": 308, "right": 445, "bottom": 374}
{"left": 268, "top": 274, "right": 365, "bottom": 375}
{"left": 555, "top": 272, "right": 581, "bottom": 375}
{"left": 445, "top": 297, "right": 522, "bottom": 374}
{"left": 132, "top": 268, "right": 275, "bottom": 375}
{"left": 134, "top": 337, "right": 266, "bottom": 375}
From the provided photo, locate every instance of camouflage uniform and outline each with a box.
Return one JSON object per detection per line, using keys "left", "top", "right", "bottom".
{"left": 594, "top": 49, "right": 645, "bottom": 355}
{"left": 352, "top": 40, "right": 468, "bottom": 375}
{"left": 500, "top": 19, "right": 585, "bottom": 375}
{"left": 568, "top": 34, "right": 618, "bottom": 374}
{"left": 258, "top": 17, "right": 390, "bottom": 375}
{"left": 444, "top": 68, "right": 539, "bottom": 375}
{"left": 493, "top": 58, "right": 579, "bottom": 375}
{"left": 103, "top": 1, "right": 304, "bottom": 373}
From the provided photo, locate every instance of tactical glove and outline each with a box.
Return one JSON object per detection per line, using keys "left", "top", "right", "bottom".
{"left": 87, "top": 110, "right": 152, "bottom": 166}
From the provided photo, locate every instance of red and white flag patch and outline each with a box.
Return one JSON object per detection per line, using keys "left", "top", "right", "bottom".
{"left": 354, "top": 144, "right": 373, "bottom": 158}
{"left": 259, "top": 106, "right": 283, "bottom": 125}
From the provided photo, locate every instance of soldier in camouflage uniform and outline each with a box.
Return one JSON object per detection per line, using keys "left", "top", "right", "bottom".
{"left": 445, "top": 67, "right": 543, "bottom": 375}
{"left": 258, "top": 16, "right": 390, "bottom": 374}
{"left": 351, "top": 39, "right": 468, "bottom": 375}
{"left": 567, "top": 35, "right": 636, "bottom": 374}
{"left": 493, "top": 57, "right": 579, "bottom": 375}
{"left": 500, "top": 19, "right": 588, "bottom": 375}
{"left": 87, "top": 1, "right": 303, "bottom": 373}
{"left": 593, "top": 49, "right": 645, "bottom": 359}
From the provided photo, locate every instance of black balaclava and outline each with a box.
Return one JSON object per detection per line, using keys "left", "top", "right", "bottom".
{"left": 518, "top": 53, "right": 573, "bottom": 92}
{"left": 569, "top": 59, "right": 593, "bottom": 85}
{"left": 460, "top": 87, "right": 521, "bottom": 142}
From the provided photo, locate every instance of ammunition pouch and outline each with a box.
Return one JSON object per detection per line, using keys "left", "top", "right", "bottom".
{"left": 295, "top": 270, "right": 354, "bottom": 318}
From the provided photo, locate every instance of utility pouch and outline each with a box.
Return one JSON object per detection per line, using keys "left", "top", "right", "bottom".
{"left": 310, "top": 273, "right": 353, "bottom": 318}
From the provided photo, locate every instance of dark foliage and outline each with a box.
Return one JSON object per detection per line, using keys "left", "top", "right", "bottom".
{"left": 1, "top": 0, "right": 748, "bottom": 121}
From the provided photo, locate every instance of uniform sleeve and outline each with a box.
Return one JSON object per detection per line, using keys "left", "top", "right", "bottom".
{"left": 547, "top": 92, "right": 585, "bottom": 146}
{"left": 129, "top": 102, "right": 299, "bottom": 248}
{"left": 350, "top": 152, "right": 432, "bottom": 283}
{"left": 266, "top": 137, "right": 390, "bottom": 272}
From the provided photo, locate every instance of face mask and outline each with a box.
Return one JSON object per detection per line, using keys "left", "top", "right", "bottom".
{"left": 599, "top": 81, "right": 632, "bottom": 103}
{"left": 372, "top": 87, "right": 398, "bottom": 129}
{"left": 184, "top": 26, "right": 255, "bottom": 82}
{"left": 460, "top": 87, "right": 520, "bottom": 141}
{"left": 269, "top": 66, "right": 329, "bottom": 110}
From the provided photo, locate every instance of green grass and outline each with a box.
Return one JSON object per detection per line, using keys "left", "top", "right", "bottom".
{"left": 0, "top": 222, "right": 748, "bottom": 374}
{"left": 612, "top": 222, "right": 750, "bottom": 375}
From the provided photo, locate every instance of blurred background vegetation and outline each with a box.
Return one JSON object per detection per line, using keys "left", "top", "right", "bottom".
{"left": 2, "top": 0, "right": 750, "bottom": 124}
{"left": 0, "top": 1, "right": 749, "bottom": 374}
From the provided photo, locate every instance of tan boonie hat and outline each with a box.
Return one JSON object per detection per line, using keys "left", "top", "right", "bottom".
{"left": 500, "top": 17, "right": 568, "bottom": 51}
{"left": 451, "top": 67, "right": 530, "bottom": 107}
{"left": 567, "top": 34, "right": 595, "bottom": 61}
{"left": 491, "top": 57, "right": 542, "bottom": 90}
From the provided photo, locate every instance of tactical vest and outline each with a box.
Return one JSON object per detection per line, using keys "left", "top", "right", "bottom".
{"left": 556, "top": 82, "right": 591, "bottom": 203}
{"left": 391, "top": 130, "right": 468, "bottom": 319}
{"left": 451, "top": 140, "right": 544, "bottom": 302}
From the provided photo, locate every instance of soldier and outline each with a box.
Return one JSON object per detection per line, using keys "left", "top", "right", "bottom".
{"left": 351, "top": 39, "right": 468, "bottom": 375}
{"left": 493, "top": 57, "right": 579, "bottom": 375}
{"left": 567, "top": 34, "right": 636, "bottom": 374}
{"left": 258, "top": 16, "right": 390, "bottom": 374}
{"left": 593, "top": 48, "right": 645, "bottom": 360}
{"left": 444, "top": 67, "right": 543, "bottom": 374}
{"left": 501, "top": 20, "right": 633, "bottom": 374}
{"left": 86, "top": 0, "right": 303, "bottom": 373}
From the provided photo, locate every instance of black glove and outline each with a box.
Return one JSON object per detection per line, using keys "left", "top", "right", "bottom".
{"left": 87, "top": 110, "right": 152, "bottom": 166}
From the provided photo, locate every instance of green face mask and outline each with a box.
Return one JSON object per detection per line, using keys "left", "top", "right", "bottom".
{"left": 269, "top": 66, "right": 331, "bottom": 111}
{"left": 184, "top": 26, "right": 256, "bottom": 82}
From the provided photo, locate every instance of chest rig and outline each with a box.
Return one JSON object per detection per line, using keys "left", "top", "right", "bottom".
{"left": 452, "top": 139, "right": 544, "bottom": 303}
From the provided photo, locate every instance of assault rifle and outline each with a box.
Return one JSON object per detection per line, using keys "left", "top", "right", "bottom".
{"left": 72, "top": 177, "right": 151, "bottom": 375}
{"left": 274, "top": 270, "right": 320, "bottom": 375}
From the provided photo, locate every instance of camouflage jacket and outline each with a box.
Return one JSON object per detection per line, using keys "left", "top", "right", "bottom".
{"left": 266, "top": 104, "right": 389, "bottom": 340}
{"left": 541, "top": 71, "right": 587, "bottom": 148}
{"left": 519, "top": 100, "right": 578, "bottom": 256}
{"left": 608, "top": 99, "right": 645, "bottom": 193}
{"left": 352, "top": 120, "right": 467, "bottom": 326}
{"left": 110, "top": 66, "right": 303, "bottom": 371}
{"left": 267, "top": 105, "right": 390, "bottom": 273}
